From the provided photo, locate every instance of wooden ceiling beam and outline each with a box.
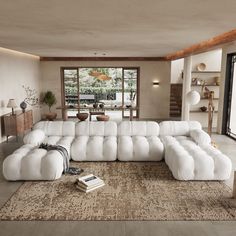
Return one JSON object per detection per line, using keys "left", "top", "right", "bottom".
{"left": 165, "top": 29, "right": 236, "bottom": 60}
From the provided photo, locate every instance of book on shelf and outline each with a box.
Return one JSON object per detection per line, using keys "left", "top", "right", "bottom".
{"left": 75, "top": 174, "right": 105, "bottom": 193}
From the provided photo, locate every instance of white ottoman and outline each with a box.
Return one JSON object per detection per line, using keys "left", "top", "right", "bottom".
{"left": 3, "top": 144, "right": 64, "bottom": 181}
{"left": 162, "top": 136, "right": 232, "bottom": 181}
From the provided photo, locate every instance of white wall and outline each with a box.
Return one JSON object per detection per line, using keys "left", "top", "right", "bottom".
{"left": 171, "top": 58, "right": 184, "bottom": 84}
{"left": 218, "top": 42, "right": 236, "bottom": 133}
{"left": 0, "top": 48, "right": 41, "bottom": 142}
{"left": 40, "top": 61, "right": 171, "bottom": 120}
{"left": 171, "top": 49, "right": 222, "bottom": 83}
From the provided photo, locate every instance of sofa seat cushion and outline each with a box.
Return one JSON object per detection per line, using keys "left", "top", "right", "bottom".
{"left": 71, "top": 136, "right": 117, "bottom": 161}
{"left": 118, "top": 136, "right": 164, "bottom": 161}
{"left": 3, "top": 145, "right": 63, "bottom": 181}
{"left": 159, "top": 121, "right": 202, "bottom": 136}
{"left": 34, "top": 121, "right": 75, "bottom": 136}
{"left": 162, "top": 136, "right": 232, "bottom": 180}
{"left": 118, "top": 121, "right": 160, "bottom": 136}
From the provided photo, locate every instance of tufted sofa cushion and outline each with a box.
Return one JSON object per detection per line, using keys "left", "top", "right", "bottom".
{"left": 117, "top": 121, "right": 164, "bottom": 161}
{"left": 71, "top": 121, "right": 117, "bottom": 161}
{"left": 118, "top": 121, "right": 159, "bottom": 136}
{"left": 3, "top": 144, "right": 63, "bottom": 181}
{"left": 75, "top": 121, "right": 117, "bottom": 136}
{"left": 24, "top": 121, "right": 76, "bottom": 157}
{"left": 162, "top": 136, "right": 232, "bottom": 180}
{"left": 159, "top": 121, "right": 201, "bottom": 136}
{"left": 189, "top": 129, "right": 211, "bottom": 146}
{"left": 23, "top": 129, "right": 46, "bottom": 146}
{"left": 34, "top": 121, "right": 75, "bottom": 136}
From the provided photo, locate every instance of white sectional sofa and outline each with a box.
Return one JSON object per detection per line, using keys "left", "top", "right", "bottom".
{"left": 2, "top": 120, "right": 232, "bottom": 181}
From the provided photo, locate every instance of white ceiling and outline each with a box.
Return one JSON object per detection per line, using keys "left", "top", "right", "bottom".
{"left": 0, "top": 0, "right": 236, "bottom": 57}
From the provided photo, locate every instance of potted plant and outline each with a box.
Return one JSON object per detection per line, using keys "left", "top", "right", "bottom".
{"left": 42, "top": 91, "right": 57, "bottom": 121}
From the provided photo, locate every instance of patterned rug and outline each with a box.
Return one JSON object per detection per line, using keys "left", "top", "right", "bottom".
{"left": 0, "top": 162, "right": 235, "bottom": 221}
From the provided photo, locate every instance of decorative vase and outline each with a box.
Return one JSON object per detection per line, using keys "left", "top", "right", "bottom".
{"left": 99, "top": 103, "right": 104, "bottom": 109}
{"left": 76, "top": 113, "right": 88, "bottom": 121}
{"left": 200, "top": 106, "right": 207, "bottom": 112}
{"left": 45, "top": 112, "right": 57, "bottom": 121}
{"left": 20, "top": 101, "right": 27, "bottom": 112}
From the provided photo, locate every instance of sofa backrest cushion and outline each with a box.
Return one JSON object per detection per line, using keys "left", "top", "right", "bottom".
{"left": 118, "top": 121, "right": 160, "bottom": 136}
{"left": 34, "top": 121, "right": 75, "bottom": 136}
{"left": 159, "top": 121, "right": 202, "bottom": 136}
{"left": 75, "top": 121, "right": 117, "bottom": 136}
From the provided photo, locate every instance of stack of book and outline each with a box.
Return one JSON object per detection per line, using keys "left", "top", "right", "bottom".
{"left": 75, "top": 174, "right": 105, "bottom": 193}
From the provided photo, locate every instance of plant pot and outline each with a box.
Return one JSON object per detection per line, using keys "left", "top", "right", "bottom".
{"left": 45, "top": 112, "right": 57, "bottom": 121}
{"left": 76, "top": 112, "right": 88, "bottom": 121}
{"left": 96, "top": 115, "right": 110, "bottom": 121}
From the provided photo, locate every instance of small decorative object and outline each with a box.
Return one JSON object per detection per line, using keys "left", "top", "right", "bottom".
{"left": 7, "top": 99, "right": 17, "bottom": 115}
{"left": 99, "top": 103, "right": 104, "bottom": 109}
{"left": 42, "top": 91, "right": 57, "bottom": 121}
{"left": 186, "top": 91, "right": 200, "bottom": 105}
{"left": 96, "top": 115, "right": 110, "bottom": 121}
{"left": 215, "top": 76, "right": 220, "bottom": 86}
{"left": 76, "top": 112, "right": 88, "bottom": 121}
{"left": 192, "top": 78, "right": 198, "bottom": 85}
{"left": 200, "top": 106, "right": 207, "bottom": 112}
{"left": 196, "top": 79, "right": 201, "bottom": 85}
{"left": 20, "top": 101, "right": 27, "bottom": 112}
{"left": 197, "top": 63, "right": 206, "bottom": 71}
{"left": 93, "top": 103, "right": 98, "bottom": 109}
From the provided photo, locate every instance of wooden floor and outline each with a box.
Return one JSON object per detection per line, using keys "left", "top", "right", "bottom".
{"left": 0, "top": 135, "right": 236, "bottom": 236}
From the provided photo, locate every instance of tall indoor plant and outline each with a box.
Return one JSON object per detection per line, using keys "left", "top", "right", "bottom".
{"left": 42, "top": 91, "right": 57, "bottom": 121}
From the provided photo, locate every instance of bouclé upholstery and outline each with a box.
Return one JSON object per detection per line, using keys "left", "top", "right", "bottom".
{"left": 2, "top": 120, "right": 232, "bottom": 181}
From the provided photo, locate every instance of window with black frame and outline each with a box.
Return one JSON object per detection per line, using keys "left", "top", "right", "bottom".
{"left": 224, "top": 54, "right": 236, "bottom": 139}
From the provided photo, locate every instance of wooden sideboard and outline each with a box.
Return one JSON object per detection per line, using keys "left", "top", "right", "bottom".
{"left": 3, "top": 110, "right": 33, "bottom": 142}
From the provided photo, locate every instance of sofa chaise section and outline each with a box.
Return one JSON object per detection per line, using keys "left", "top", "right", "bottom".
{"left": 3, "top": 121, "right": 76, "bottom": 181}
{"left": 160, "top": 121, "right": 232, "bottom": 180}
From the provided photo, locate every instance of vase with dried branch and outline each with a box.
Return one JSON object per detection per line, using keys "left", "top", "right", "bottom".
{"left": 20, "top": 85, "right": 39, "bottom": 112}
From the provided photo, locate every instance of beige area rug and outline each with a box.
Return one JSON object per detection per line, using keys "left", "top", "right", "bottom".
{"left": 0, "top": 162, "right": 235, "bottom": 221}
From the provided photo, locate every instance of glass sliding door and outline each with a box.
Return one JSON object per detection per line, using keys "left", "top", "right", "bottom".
{"left": 123, "top": 68, "right": 139, "bottom": 118}
{"left": 61, "top": 67, "right": 139, "bottom": 120}
{"left": 226, "top": 55, "right": 236, "bottom": 139}
{"left": 62, "top": 68, "right": 78, "bottom": 117}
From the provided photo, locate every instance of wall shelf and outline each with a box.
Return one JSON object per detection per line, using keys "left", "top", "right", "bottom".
{"left": 190, "top": 111, "right": 218, "bottom": 113}
{"left": 191, "top": 84, "right": 219, "bottom": 87}
{"left": 191, "top": 71, "right": 221, "bottom": 74}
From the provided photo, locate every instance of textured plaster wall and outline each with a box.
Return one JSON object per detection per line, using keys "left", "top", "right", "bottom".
{"left": 40, "top": 61, "right": 171, "bottom": 120}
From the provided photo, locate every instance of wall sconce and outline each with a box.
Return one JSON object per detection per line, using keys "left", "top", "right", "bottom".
{"left": 153, "top": 81, "right": 160, "bottom": 87}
